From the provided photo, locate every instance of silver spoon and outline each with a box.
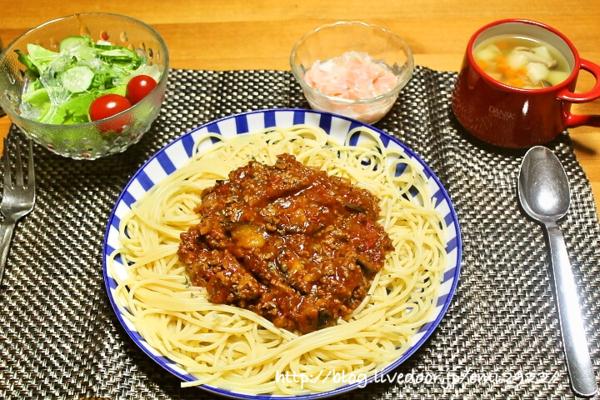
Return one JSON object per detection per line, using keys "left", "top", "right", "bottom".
{"left": 518, "top": 146, "right": 598, "bottom": 397}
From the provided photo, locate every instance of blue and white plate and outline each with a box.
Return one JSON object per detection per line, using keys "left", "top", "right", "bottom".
{"left": 103, "top": 108, "right": 462, "bottom": 399}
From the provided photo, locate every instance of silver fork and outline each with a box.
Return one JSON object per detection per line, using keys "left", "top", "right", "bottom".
{"left": 0, "top": 133, "right": 35, "bottom": 286}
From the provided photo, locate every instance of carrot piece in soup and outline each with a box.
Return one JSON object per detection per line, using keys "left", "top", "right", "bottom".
{"left": 504, "top": 68, "right": 518, "bottom": 79}
{"left": 497, "top": 41, "right": 508, "bottom": 50}
{"left": 476, "top": 59, "right": 489, "bottom": 71}
{"left": 509, "top": 78, "right": 524, "bottom": 88}
{"left": 496, "top": 62, "right": 510, "bottom": 73}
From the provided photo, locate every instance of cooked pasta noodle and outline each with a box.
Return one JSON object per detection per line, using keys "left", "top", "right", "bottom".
{"left": 109, "top": 124, "right": 447, "bottom": 395}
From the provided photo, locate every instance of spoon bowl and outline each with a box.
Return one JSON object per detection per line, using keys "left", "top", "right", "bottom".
{"left": 518, "top": 146, "right": 570, "bottom": 224}
{"left": 518, "top": 146, "right": 597, "bottom": 397}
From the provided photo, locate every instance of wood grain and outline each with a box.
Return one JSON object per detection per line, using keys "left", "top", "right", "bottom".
{"left": 1, "top": 0, "right": 599, "bottom": 212}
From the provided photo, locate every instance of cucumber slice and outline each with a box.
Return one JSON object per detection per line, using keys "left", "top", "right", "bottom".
{"left": 99, "top": 48, "right": 139, "bottom": 60}
{"left": 59, "top": 36, "right": 91, "bottom": 52}
{"left": 61, "top": 66, "right": 94, "bottom": 93}
{"left": 21, "top": 87, "right": 50, "bottom": 106}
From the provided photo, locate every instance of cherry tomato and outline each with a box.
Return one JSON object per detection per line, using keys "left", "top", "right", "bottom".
{"left": 126, "top": 75, "right": 158, "bottom": 104}
{"left": 90, "top": 94, "right": 132, "bottom": 121}
{"left": 89, "top": 94, "right": 132, "bottom": 133}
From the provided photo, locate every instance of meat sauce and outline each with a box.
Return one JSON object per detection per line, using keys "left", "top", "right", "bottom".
{"left": 178, "top": 154, "right": 394, "bottom": 333}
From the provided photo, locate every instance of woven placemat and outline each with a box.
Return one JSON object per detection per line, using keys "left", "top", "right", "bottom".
{"left": 0, "top": 66, "right": 598, "bottom": 399}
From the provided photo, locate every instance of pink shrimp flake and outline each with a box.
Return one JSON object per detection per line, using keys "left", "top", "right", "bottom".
{"left": 303, "top": 51, "right": 399, "bottom": 100}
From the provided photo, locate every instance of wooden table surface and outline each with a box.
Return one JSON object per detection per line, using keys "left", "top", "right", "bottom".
{"left": 1, "top": 0, "right": 599, "bottom": 212}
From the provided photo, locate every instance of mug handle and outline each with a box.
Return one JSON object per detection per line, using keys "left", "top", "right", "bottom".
{"left": 559, "top": 59, "right": 600, "bottom": 128}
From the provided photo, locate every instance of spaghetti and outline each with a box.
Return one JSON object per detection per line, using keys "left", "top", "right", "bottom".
{"left": 109, "top": 124, "right": 448, "bottom": 395}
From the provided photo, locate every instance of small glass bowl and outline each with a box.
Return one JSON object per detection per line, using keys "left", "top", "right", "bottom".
{"left": 290, "top": 21, "right": 414, "bottom": 124}
{"left": 0, "top": 13, "right": 169, "bottom": 160}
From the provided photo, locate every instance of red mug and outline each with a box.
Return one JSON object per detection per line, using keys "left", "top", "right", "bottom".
{"left": 452, "top": 19, "right": 600, "bottom": 148}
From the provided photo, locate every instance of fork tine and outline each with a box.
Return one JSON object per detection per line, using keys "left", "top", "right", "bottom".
{"left": 14, "top": 137, "right": 24, "bottom": 187}
{"left": 27, "top": 139, "right": 35, "bottom": 191}
{"left": 3, "top": 137, "right": 11, "bottom": 188}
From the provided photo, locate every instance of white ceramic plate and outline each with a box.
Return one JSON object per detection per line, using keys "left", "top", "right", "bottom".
{"left": 103, "top": 108, "right": 462, "bottom": 399}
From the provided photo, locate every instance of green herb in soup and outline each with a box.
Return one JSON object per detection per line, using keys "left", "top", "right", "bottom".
{"left": 473, "top": 35, "right": 571, "bottom": 89}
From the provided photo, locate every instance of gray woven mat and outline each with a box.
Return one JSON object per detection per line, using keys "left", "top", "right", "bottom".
{"left": 0, "top": 66, "right": 599, "bottom": 399}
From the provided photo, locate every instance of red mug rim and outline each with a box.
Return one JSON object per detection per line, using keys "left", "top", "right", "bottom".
{"left": 467, "top": 19, "right": 580, "bottom": 93}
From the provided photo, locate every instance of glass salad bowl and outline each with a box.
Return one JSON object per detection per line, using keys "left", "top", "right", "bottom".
{"left": 290, "top": 21, "right": 414, "bottom": 124}
{"left": 0, "top": 13, "right": 169, "bottom": 160}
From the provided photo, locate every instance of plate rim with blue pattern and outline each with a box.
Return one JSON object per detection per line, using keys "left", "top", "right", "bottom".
{"left": 102, "top": 108, "right": 462, "bottom": 399}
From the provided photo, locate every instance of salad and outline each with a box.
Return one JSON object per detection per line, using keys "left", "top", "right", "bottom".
{"left": 17, "top": 35, "right": 161, "bottom": 126}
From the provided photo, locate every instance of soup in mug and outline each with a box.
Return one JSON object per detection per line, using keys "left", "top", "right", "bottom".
{"left": 473, "top": 35, "right": 571, "bottom": 89}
